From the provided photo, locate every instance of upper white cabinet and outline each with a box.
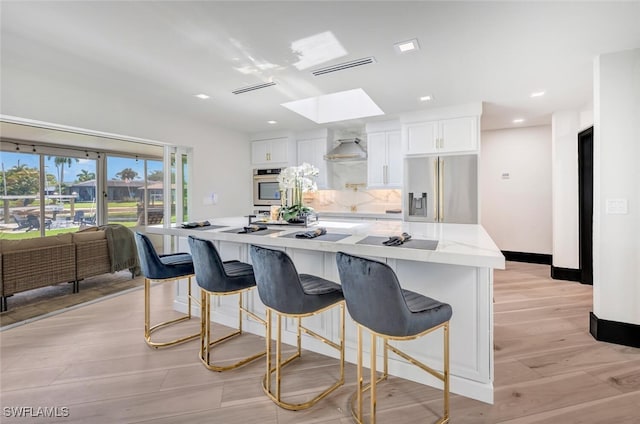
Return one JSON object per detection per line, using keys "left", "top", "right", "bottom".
{"left": 367, "top": 130, "right": 402, "bottom": 188}
{"left": 251, "top": 137, "right": 289, "bottom": 166}
{"left": 297, "top": 137, "right": 330, "bottom": 189}
{"left": 403, "top": 116, "right": 478, "bottom": 155}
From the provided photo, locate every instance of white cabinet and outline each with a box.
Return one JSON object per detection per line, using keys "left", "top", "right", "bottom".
{"left": 251, "top": 137, "right": 289, "bottom": 166}
{"left": 367, "top": 130, "right": 402, "bottom": 188}
{"left": 297, "top": 138, "right": 329, "bottom": 189}
{"left": 403, "top": 116, "right": 478, "bottom": 155}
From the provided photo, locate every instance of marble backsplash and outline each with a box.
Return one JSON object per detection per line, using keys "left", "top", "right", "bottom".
{"left": 304, "top": 189, "right": 402, "bottom": 214}
{"left": 302, "top": 159, "right": 402, "bottom": 214}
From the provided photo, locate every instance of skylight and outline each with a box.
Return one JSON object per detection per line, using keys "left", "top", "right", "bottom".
{"left": 281, "top": 88, "right": 384, "bottom": 124}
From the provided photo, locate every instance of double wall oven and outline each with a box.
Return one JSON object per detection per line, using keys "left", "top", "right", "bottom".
{"left": 253, "top": 168, "right": 282, "bottom": 214}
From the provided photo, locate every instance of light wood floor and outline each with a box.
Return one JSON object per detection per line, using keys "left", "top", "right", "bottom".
{"left": 1, "top": 262, "right": 638, "bottom": 423}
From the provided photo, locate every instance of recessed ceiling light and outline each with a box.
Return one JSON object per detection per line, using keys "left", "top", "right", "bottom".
{"left": 194, "top": 94, "right": 210, "bottom": 99}
{"left": 419, "top": 95, "right": 433, "bottom": 102}
{"left": 267, "top": 120, "right": 278, "bottom": 125}
{"left": 513, "top": 118, "right": 525, "bottom": 124}
{"left": 394, "top": 39, "right": 420, "bottom": 54}
{"left": 530, "top": 91, "right": 545, "bottom": 98}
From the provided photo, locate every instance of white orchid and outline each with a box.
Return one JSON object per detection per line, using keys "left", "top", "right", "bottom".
{"left": 277, "top": 163, "right": 319, "bottom": 221}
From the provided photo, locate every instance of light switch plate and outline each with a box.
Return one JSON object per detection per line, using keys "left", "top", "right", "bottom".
{"left": 605, "top": 198, "right": 628, "bottom": 214}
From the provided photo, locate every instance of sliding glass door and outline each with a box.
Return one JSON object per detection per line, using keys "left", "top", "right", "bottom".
{"left": 106, "top": 155, "right": 163, "bottom": 228}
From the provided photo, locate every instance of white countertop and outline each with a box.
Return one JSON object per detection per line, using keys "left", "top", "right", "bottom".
{"left": 147, "top": 217, "right": 505, "bottom": 269}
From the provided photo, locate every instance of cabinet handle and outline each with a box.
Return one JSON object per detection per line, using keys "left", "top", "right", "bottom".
{"left": 383, "top": 165, "right": 388, "bottom": 185}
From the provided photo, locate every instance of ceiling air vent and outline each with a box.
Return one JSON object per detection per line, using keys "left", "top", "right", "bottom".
{"left": 311, "top": 57, "right": 376, "bottom": 76}
{"left": 232, "top": 81, "right": 277, "bottom": 95}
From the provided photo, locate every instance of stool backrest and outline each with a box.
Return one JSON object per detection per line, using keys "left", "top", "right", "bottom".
{"left": 336, "top": 251, "right": 413, "bottom": 336}
{"left": 188, "top": 236, "right": 237, "bottom": 292}
{"left": 135, "top": 232, "right": 167, "bottom": 279}
{"left": 249, "top": 244, "right": 306, "bottom": 313}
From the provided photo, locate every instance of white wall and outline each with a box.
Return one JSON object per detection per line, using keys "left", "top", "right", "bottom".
{"left": 551, "top": 111, "right": 580, "bottom": 268}
{"left": 593, "top": 48, "right": 640, "bottom": 325}
{"left": 1, "top": 58, "right": 252, "bottom": 220}
{"left": 480, "top": 126, "right": 552, "bottom": 254}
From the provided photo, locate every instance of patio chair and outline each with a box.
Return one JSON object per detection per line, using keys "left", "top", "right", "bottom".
{"left": 26, "top": 215, "right": 52, "bottom": 232}
{"left": 73, "top": 210, "right": 85, "bottom": 224}
{"left": 12, "top": 214, "right": 31, "bottom": 231}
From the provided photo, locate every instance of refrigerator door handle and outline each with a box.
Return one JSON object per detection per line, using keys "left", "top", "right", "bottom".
{"left": 439, "top": 158, "right": 445, "bottom": 222}
{"left": 433, "top": 157, "right": 439, "bottom": 220}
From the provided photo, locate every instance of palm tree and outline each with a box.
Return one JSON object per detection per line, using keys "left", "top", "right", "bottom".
{"left": 47, "top": 156, "right": 79, "bottom": 200}
{"left": 76, "top": 169, "right": 95, "bottom": 182}
{"left": 115, "top": 168, "right": 139, "bottom": 181}
{"left": 147, "top": 170, "right": 163, "bottom": 181}
{"left": 115, "top": 168, "right": 139, "bottom": 199}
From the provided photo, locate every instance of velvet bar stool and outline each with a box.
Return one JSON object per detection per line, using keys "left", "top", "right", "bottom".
{"left": 249, "top": 244, "right": 345, "bottom": 410}
{"left": 135, "top": 232, "right": 200, "bottom": 348}
{"left": 188, "top": 236, "right": 266, "bottom": 371}
{"left": 336, "top": 252, "right": 453, "bottom": 424}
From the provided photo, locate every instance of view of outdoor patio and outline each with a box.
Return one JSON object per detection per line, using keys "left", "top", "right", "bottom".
{"left": 0, "top": 150, "right": 173, "bottom": 240}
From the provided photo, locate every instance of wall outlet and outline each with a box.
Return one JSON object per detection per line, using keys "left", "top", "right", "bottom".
{"left": 605, "top": 198, "right": 628, "bottom": 214}
{"left": 203, "top": 192, "right": 218, "bottom": 205}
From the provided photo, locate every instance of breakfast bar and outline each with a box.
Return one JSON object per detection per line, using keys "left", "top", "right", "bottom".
{"left": 146, "top": 217, "right": 504, "bottom": 404}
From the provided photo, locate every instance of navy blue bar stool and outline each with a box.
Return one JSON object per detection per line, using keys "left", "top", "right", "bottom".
{"left": 135, "top": 232, "right": 199, "bottom": 348}
{"left": 336, "top": 251, "right": 453, "bottom": 424}
{"left": 188, "top": 236, "right": 266, "bottom": 371}
{"left": 249, "top": 244, "right": 345, "bottom": 410}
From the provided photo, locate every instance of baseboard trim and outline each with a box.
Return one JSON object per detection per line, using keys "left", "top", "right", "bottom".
{"left": 590, "top": 312, "right": 640, "bottom": 348}
{"left": 501, "top": 251, "right": 552, "bottom": 265}
{"left": 550, "top": 266, "right": 581, "bottom": 282}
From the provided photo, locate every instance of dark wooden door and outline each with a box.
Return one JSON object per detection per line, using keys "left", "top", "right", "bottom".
{"left": 578, "top": 126, "right": 594, "bottom": 285}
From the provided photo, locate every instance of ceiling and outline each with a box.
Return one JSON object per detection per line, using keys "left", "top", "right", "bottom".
{"left": 1, "top": 1, "right": 639, "bottom": 141}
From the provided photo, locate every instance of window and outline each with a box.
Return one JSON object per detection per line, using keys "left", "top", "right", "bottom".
{"left": 1, "top": 142, "right": 168, "bottom": 239}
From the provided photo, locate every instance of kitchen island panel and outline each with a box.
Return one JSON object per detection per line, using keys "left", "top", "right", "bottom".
{"left": 149, "top": 219, "right": 501, "bottom": 403}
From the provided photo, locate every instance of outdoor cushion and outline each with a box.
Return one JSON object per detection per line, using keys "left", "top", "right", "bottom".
{"left": 72, "top": 230, "right": 106, "bottom": 243}
{"left": 0, "top": 233, "right": 73, "bottom": 253}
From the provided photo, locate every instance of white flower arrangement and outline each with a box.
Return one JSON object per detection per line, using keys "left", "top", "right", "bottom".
{"left": 277, "top": 162, "right": 319, "bottom": 221}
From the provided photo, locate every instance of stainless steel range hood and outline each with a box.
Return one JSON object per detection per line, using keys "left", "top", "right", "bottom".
{"left": 324, "top": 138, "right": 367, "bottom": 162}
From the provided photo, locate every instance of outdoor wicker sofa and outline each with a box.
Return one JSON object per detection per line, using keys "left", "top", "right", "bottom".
{"left": 0, "top": 225, "right": 138, "bottom": 312}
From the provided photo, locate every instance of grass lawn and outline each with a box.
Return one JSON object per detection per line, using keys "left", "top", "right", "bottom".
{"left": 0, "top": 221, "right": 138, "bottom": 240}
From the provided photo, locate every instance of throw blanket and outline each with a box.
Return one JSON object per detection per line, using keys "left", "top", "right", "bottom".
{"left": 99, "top": 224, "right": 140, "bottom": 275}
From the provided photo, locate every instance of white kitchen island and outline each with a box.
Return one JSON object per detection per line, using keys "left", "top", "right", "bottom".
{"left": 146, "top": 217, "right": 504, "bottom": 404}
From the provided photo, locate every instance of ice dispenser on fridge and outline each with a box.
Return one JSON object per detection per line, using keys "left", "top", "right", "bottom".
{"left": 408, "top": 192, "right": 428, "bottom": 217}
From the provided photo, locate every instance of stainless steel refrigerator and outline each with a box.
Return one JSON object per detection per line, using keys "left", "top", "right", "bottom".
{"left": 403, "top": 155, "right": 478, "bottom": 223}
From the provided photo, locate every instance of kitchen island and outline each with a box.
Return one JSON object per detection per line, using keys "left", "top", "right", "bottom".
{"left": 146, "top": 217, "right": 504, "bottom": 403}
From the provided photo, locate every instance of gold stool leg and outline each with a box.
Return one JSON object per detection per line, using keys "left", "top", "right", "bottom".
{"left": 357, "top": 325, "right": 364, "bottom": 423}
{"left": 276, "top": 312, "right": 282, "bottom": 402}
{"left": 443, "top": 322, "right": 450, "bottom": 423}
{"left": 199, "top": 289, "right": 265, "bottom": 371}
{"left": 261, "top": 303, "right": 345, "bottom": 411}
{"left": 144, "top": 278, "right": 151, "bottom": 340}
{"left": 265, "top": 309, "right": 272, "bottom": 394}
{"left": 144, "top": 276, "right": 200, "bottom": 349}
{"left": 370, "top": 332, "right": 377, "bottom": 424}
{"left": 200, "top": 290, "right": 210, "bottom": 364}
